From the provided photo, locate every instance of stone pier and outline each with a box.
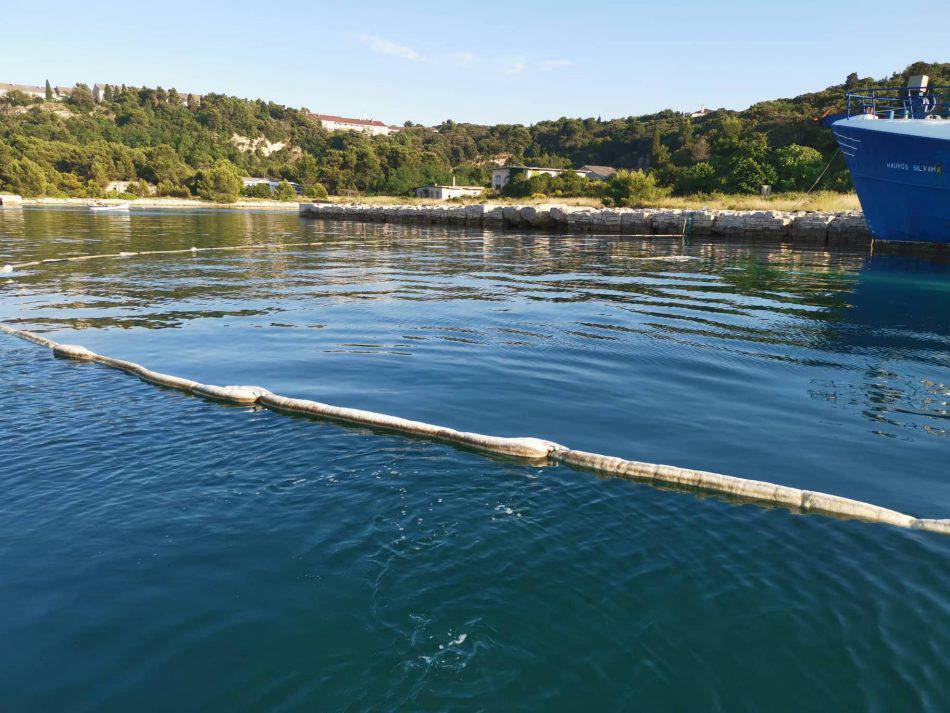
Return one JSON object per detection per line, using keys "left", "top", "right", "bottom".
{"left": 299, "top": 202, "right": 873, "bottom": 244}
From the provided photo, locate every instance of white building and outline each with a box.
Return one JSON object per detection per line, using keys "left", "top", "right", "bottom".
{"left": 309, "top": 113, "right": 395, "bottom": 136}
{"left": 242, "top": 177, "right": 303, "bottom": 194}
{"left": 0, "top": 82, "right": 76, "bottom": 102}
{"left": 491, "top": 164, "right": 618, "bottom": 190}
{"left": 690, "top": 105, "right": 713, "bottom": 118}
{"left": 490, "top": 166, "right": 568, "bottom": 190}
{"left": 0, "top": 83, "right": 46, "bottom": 100}
{"left": 415, "top": 184, "right": 485, "bottom": 200}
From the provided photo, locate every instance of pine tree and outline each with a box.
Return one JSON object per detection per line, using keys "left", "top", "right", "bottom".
{"left": 681, "top": 118, "right": 693, "bottom": 148}
{"left": 651, "top": 125, "right": 662, "bottom": 159}
{"left": 45, "top": 80, "right": 52, "bottom": 101}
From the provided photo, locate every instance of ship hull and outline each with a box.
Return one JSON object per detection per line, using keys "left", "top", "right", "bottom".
{"left": 832, "top": 118, "right": 949, "bottom": 244}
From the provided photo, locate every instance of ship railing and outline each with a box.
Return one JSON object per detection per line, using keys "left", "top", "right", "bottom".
{"left": 846, "top": 86, "right": 950, "bottom": 120}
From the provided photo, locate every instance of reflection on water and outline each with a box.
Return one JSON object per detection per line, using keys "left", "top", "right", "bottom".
{"left": 2, "top": 209, "right": 946, "bottom": 465}
{"left": 0, "top": 207, "right": 948, "bottom": 710}
{"left": 2, "top": 208, "right": 948, "bottom": 512}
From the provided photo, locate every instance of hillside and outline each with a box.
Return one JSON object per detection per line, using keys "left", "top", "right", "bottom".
{"left": 0, "top": 61, "right": 945, "bottom": 201}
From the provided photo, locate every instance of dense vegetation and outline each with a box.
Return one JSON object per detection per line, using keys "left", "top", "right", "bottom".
{"left": 0, "top": 62, "right": 945, "bottom": 203}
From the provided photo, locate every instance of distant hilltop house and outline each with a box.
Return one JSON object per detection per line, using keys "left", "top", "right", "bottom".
{"left": 307, "top": 112, "right": 398, "bottom": 136}
{"left": 415, "top": 179, "right": 485, "bottom": 200}
{"left": 92, "top": 83, "right": 202, "bottom": 106}
{"left": 491, "top": 164, "right": 617, "bottom": 190}
{"left": 690, "top": 105, "right": 713, "bottom": 118}
{"left": 0, "top": 81, "right": 201, "bottom": 106}
{"left": 0, "top": 82, "right": 72, "bottom": 101}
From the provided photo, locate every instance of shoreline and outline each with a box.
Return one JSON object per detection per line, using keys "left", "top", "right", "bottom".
{"left": 11, "top": 197, "right": 942, "bottom": 249}
{"left": 4, "top": 196, "right": 873, "bottom": 245}
{"left": 299, "top": 202, "right": 875, "bottom": 245}
{"left": 17, "top": 197, "right": 301, "bottom": 211}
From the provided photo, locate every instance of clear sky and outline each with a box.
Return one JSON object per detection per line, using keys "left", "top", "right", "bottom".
{"left": 3, "top": 1, "right": 946, "bottom": 126}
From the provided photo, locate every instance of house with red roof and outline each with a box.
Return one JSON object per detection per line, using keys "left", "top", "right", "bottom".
{"left": 308, "top": 112, "right": 397, "bottom": 136}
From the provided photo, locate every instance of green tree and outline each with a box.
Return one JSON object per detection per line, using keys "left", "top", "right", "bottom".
{"left": 0, "top": 140, "right": 13, "bottom": 178}
{"left": 6, "top": 158, "right": 49, "bottom": 196}
{"left": 145, "top": 144, "right": 192, "bottom": 187}
{"left": 127, "top": 179, "right": 152, "bottom": 197}
{"left": 726, "top": 156, "right": 777, "bottom": 194}
{"left": 773, "top": 144, "right": 824, "bottom": 191}
{"left": 671, "top": 162, "right": 717, "bottom": 194}
{"left": 680, "top": 118, "right": 694, "bottom": 149}
{"left": 306, "top": 182, "right": 329, "bottom": 199}
{"left": 500, "top": 172, "right": 535, "bottom": 198}
{"left": 89, "top": 158, "right": 109, "bottom": 188}
{"left": 0, "top": 90, "right": 37, "bottom": 107}
{"left": 0, "top": 62, "right": 945, "bottom": 203}
{"left": 650, "top": 124, "right": 670, "bottom": 166}
{"left": 156, "top": 180, "right": 191, "bottom": 197}
{"left": 193, "top": 160, "right": 242, "bottom": 202}
{"left": 293, "top": 154, "right": 320, "bottom": 189}
{"left": 650, "top": 125, "right": 662, "bottom": 157}
{"left": 67, "top": 83, "right": 95, "bottom": 111}
{"left": 602, "top": 170, "right": 670, "bottom": 207}
{"left": 274, "top": 179, "right": 298, "bottom": 201}
{"left": 242, "top": 182, "right": 273, "bottom": 198}
{"left": 45, "top": 80, "right": 53, "bottom": 101}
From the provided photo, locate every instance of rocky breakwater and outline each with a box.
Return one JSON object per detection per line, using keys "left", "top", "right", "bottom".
{"left": 299, "top": 203, "right": 872, "bottom": 244}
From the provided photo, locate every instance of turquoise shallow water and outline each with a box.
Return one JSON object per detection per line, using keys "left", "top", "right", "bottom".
{"left": 1, "top": 207, "right": 948, "bottom": 710}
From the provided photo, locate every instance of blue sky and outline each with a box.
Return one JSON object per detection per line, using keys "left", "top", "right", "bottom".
{"left": 3, "top": 1, "right": 946, "bottom": 125}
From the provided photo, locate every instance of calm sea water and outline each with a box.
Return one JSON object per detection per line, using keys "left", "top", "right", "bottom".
{"left": 1, "top": 207, "right": 948, "bottom": 711}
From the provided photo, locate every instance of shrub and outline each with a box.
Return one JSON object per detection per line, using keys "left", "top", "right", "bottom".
{"left": 5, "top": 158, "right": 49, "bottom": 196}
{"left": 67, "top": 83, "right": 95, "bottom": 111}
{"left": 773, "top": 144, "right": 824, "bottom": 191}
{"left": 726, "top": 156, "right": 777, "bottom": 194}
{"left": 242, "top": 182, "right": 273, "bottom": 199}
{"left": 145, "top": 144, "right": 193, "bottom": 186}
{"left": 156, "top": 180, "right": 191, "bottom": 197}
{"left": 193, "top": 160, "right": 242, "bottom": 202}
{"left": 127, "top": 179, "right": 153, "bottom": 197}
{"left": 601, "top": 170, "right": 670, "bottom": 207}
{"left": 306, "top": 182, "right": 329, "bottom": 199}
{"left": 501, "top": 173, "right": 551, "bottom": 198}
{"left": 274, "top": 180, "right": 298, "bottom": 201}
{"left": 0, "top": 90, "right": 39, "bottom": 107}
{"left": 671, "top": 162, "right": 717, "bottom": 194}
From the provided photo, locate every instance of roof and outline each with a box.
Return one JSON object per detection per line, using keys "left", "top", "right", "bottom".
{"left": 579, "top": 165, "right": 618, "bottom": 177}
{"left": 420, "top": 184, "right": 485, "bottom": 190}
{"left": 492, "top": 165, "right": 569, "bottom": 172}
{"left": 309, "top": 113, "right": 388, "bottom": 128}
{"left": 0, "top": 83, "right": 45, "bottom": 94}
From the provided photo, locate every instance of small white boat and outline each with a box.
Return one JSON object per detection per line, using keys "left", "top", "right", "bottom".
{"left": 89, "top": 201, "right": 131, "bottom": 213}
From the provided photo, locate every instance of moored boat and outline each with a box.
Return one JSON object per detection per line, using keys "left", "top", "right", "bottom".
{"left": 830, "top": 75, "right": 949, "bottom": 244}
